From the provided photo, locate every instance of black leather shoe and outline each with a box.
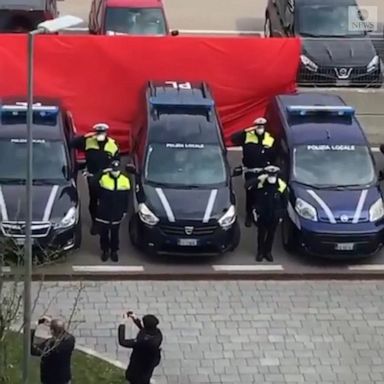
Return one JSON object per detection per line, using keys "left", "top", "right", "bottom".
{"left": 245, "top": 214, "right": 252, "bottom": 228}
{"left": 111, "top": 252, "right": 119, "bottom": 262}
{"left": 101, "top": 250, "right": 109, "bottom": 262}
{"left": 265, "top": 252, "right": 274, "bottom": 262}
{"left": 90, "top": 222, "right": 98, "bottom": 235}
{"left": 256, "top": 251, "right": 264, "bottom": 262}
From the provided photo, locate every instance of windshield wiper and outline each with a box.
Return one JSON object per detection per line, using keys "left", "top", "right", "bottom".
{"left": 33, "top": 178, "right": 63, "bottom": 185}
{"left": 0, "top": 178, "right": 25, "bottom": 185}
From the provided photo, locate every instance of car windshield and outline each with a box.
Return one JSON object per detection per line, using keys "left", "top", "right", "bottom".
{"left": 105, "top": 7, "right": 166, "bottom": 35}
{"left": 144, "top": 143, "right": 227, "bottom": 187}
{"left": 297, "top": 5, "right": 366, "bottom": 37}
{"left": 293, "top": 144, "right": 375, "bottom": 187}
{"left": 0, "top": 139, "right": 68, "bottom": 183}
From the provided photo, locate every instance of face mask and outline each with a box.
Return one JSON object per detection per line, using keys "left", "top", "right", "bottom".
{"left": 255, "top": 127, "right": 265, "bottom": 135}
{"left": 96, "top": 133, "right": 106, "bottom": 142}
{"left": 111, "top": 171, "right": 120, "bottom": 178}
{"left": 267, "top": 176, "right": 277, "bottom": 184}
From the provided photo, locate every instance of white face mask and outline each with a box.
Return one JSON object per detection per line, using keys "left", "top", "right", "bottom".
{"left": 267, "top": 176, "right": 277, "bottom": 184}
{"left": 255, "top": 127, "right": 265, "bottom": 135}
{"left": 96, "top": 133, "right": 106, "bottom": 142}
{"left": 111, "top": 171, "right": 120, "bottom": 178}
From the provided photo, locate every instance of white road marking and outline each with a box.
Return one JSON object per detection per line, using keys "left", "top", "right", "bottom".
{"left": 212, "top": 264, "right": 284, "bottom": 271}
{"left": 76, "top": 345, "right": 126, "bottom": 369}
{"left": 229, "top": 147, "right": 381, "bottom": 152}
{"left": 348, "top": 265, "right": 384, "bottom": 271}
{"left": 1, "top": 267, "right": 11, "bottom": 273}
{"left": 72, "top": 265, "right": 144, "bottom": 272}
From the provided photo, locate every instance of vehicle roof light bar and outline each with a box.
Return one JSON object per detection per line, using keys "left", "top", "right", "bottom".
{"left": 286, "top": 105, "right": 355, "bottom": 116}
{"left": 1, "top": 104, "right": 59, "bottom": 112}
{"left": 149, "top": 96, "right": 214, "bottom": 109}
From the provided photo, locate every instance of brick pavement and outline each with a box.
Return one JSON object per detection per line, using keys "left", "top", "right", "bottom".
{"left": 23, "top": 281, "right": 384, "bottom": 383}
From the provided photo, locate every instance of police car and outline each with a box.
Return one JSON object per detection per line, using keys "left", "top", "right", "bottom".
{"left": 128, "top": 81, "right": 240, "bottom": 256}
{"left": 267, "top": 92, "right": 384, "bottom": 258}
{"left": 0, "top": 99, "right": 81, "bottom": 252}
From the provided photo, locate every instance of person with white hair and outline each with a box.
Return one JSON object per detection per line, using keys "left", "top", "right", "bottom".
{"left": 30, "top": 316, "right": 75, "bottom": 384}
{"left": 231, "top": 117, "right": 278, "bottom": 227}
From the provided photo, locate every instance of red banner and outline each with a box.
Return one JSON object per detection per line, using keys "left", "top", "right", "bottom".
{"left": 0, "top": 35, "right": 300, "bottom": 152}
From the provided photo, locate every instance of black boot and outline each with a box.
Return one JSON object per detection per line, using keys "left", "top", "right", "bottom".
{"left": 90, "top": 221, "right": 98, "bottom": 236}
{"left": 245, "top": 213, "right": 252, "bottom": 228}
{"left": 101, "top": 250, "right": 109, "bottom": 262}
{"left": 265, "top": 252, "right": 274, "bottom": 262}
{"left": 256, "top": 250, "right": 264, "bottom": 262}
{"left": 111, "top": 251, "right": 119, "bottom": 262}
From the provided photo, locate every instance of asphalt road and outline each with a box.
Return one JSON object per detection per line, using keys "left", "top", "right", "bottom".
{"left": 23, "top": 0, "right": 384, "bottom": 278}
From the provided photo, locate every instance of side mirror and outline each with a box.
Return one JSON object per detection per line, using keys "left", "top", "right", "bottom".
{"left": 125, "top": 163, "right": 137, "bottom": 174}
{"left": 170, "top": 29, "right": 179, "bottom": 36}
{"left": 232, "top": 166, "right": 243, "bottom": 177}
{"left": 380, "top": 144, "right": 384, "bottom": 154}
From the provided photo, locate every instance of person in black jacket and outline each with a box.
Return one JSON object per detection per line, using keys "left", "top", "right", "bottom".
{"left": 118, "top": 311, "right": 163, "bottom": 384}
{"left": 94, "top": 159, "right": 131, "bottom": 262}
{"left": 70, "top": 123, "right": 120, "bottom": 235}
{"left": 30, "top": 317, "right": 75, "bottom": 384}
{"left": 231, "top": 117, "right": 278, "bottom": 227}
{"left": 246, "top": 165, "right": 288, "bottom": 262}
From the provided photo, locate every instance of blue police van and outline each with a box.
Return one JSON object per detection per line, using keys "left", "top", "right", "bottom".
{"left": 267, "top": 92, "right": 384, "bottom": 258}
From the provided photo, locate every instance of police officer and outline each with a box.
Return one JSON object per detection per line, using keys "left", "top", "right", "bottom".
{"left": 70, "top": 123, "right": 120, "bottom": 235}
{"left": 246, "top": 166, "right": 287, "bottom": 262}
{"left": 94, "top": 159, "right": 131, "bottom": 262}
{"left": 231, "top": 117, "right": 277, "bottom": 227}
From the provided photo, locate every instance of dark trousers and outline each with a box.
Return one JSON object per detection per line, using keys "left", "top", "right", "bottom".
{"left": 99, "top": 222, "right": 120, "bottom": 252}
{"left": 244, "top": 172, "right": 254, "bottom": 217}
{"left": 87, "top": 177, "right": 98, "bottom": 222}
{"left": 257, "top": 219, "right": 278, "bottom": 254}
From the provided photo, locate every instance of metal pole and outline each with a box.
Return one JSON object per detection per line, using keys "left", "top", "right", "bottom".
{"left": 22, "top": 30, "right": 37, "bottom": 384}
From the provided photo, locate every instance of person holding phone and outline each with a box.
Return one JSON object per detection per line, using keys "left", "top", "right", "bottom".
{"left": 118, "top": 311, "right": 163, "bottom": 384}
{"left": 30, "top": 316, "right": 75, "bottom": 384}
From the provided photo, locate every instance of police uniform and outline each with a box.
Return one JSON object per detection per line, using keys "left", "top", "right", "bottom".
{"left": 70, "top": 123, "right": 120, "bottom": 234}
{"left": 246, "top": 166, "right": 287, "bottom": 262}
{"left": 231, "top": 118, "right": 277, "bottom": 227}
{"left": 95, "top": 161, "right": 131, "bottom": 262}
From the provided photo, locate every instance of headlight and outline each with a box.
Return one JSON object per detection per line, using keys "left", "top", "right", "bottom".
{"left": 300, "top": 54, "right": 318, "bottom": 72}
{"left": 218, "top": 205, "right": 236, "bottom": 229}
{"left": 369, "top": 198, "right": 384, "bottom": 222}
{"left": 54, "top": 206, "right": 78, "bottom": 229}
{"left": 138, "top": 203, "right": 159, "bottom": 226}
{"left": 295, "top": 198, "right": 318, "bottom": 221}
{"left": 367, "top": 55, "right": 380, "bottom": 73}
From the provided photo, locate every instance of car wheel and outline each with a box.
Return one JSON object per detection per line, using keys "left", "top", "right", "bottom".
{"left": 281, "top": 218, "right": 296, "bottom": 253}
{"left": 74, "top": 219, "right": 82, "bottom": 249}
{"left": 129, "top": 215, "right": 140, "bottom": 248}
{"left": 229, "top": 222, "right": 241, "bottom": 252}
{"left": 264, "top": 13, "right": 272, "bottom": 37}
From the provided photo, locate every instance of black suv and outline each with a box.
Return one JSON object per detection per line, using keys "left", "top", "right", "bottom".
{"left": 264, "top": 0, "right": 383, "bottom": 87}
{"left": 0, "top": 99, "right": 81, "bottom": 252}
{"left": 128, "top": 81, "right": 240, "bottom": 256}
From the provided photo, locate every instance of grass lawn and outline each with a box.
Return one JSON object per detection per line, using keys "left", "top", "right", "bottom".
{"left": 2, "top": 332, "right": 126, "bottom": 384}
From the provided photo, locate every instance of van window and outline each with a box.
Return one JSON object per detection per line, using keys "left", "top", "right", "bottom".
{"left": 105, "top": 7, "right": 166, "bottom": 35}
{"left": 0, "top": 10, "right": 46, "bottom": 32}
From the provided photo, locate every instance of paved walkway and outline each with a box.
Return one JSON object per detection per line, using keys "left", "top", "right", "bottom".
{"left": 26, "top": 281, "right": 384, "bottom": 383}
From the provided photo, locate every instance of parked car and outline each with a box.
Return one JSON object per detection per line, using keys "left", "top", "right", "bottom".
{"left": 89, "top": 0, "right": 174, "bottom": 35}
{"left": 0, "top": 99, "right": 81, "bottom": 252}
{"left": 264, "top": 0, "right": 383, "bottom": 87}
{"left": 0, "top": 0, "right": 61, "bottom": 33}
{"left": 127, "top": 81, "right": 240, "bottom": 256}
{"left": 265, "top": 92, "right": 384, "bottom": 258}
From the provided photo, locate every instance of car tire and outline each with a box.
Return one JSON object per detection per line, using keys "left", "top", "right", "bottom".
{"left": 128, "top": 215, "right": 141, "bottom": 249}
{"left": 281, "top": 218, "right": 297, "bottom": 253}
{"left": 74, "top": 219, "right": 82, "bottom": 249}
{"left": 229, "top": 222, "right": 241, "bottom": 252}
{"left": 264, "top": 13, "right": 272, "bottom": 37}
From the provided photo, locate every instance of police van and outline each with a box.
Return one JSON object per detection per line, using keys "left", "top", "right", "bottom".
{"left": 128, "top": 81, "right": 240, "bottom": 256}
{"left": 267, "top": 92, "right": 384, "bottom": 258}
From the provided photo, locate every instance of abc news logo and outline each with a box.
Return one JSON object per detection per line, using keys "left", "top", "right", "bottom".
{"left": 348, "top": 6, "right": 378, "bottom": 32}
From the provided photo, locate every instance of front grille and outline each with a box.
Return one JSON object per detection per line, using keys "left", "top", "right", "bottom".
{"left": 1, "top": 222, "right": 51, "bottom": 238}
{"left": 315, "top": 234, "right": 374, "bottom": 244}
{"left": 160, "top": 224, "right": 218, "bottom": 236}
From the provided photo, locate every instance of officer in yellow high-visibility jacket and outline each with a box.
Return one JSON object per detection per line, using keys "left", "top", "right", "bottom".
{"left": 245, "top": 166, "right": 287, "bottom": 262}
{"left": 71, "top": 123, "right": 120, "bottom": 235}
{"left": 231, "top": 117, "right": 277, "bottom": 227}
{"left": 94, "top": 160, "right": 131, "bottom": 262}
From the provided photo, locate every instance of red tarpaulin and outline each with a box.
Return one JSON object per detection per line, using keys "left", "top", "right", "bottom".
{"left": 0, "top": 35, "right": 300, "bottom": 152}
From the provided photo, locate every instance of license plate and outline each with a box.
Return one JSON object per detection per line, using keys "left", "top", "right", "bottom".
{"left": 178, "top": 238, "right": 198, "bottom": 246}
{"left": 15, "top": 238, "right": 25, "bottom": 245}
{"left": 336, "top": 80, "right": 351, "bottom": 86}
{"left": 335, "top": 243, "right": 354, "bottom": 251}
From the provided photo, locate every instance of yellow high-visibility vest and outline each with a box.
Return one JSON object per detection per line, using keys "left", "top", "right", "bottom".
{"left": 245, "top": 131, "right": 275, "bottom": 147}
{"left": 257, "top": 175, "right": 287, "bottom": 193}
{"left": 99, "top": 172, "right": 131, "bottom": 191}
{"left": 85, "top": 136, "right": 118, "bottom": 156}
